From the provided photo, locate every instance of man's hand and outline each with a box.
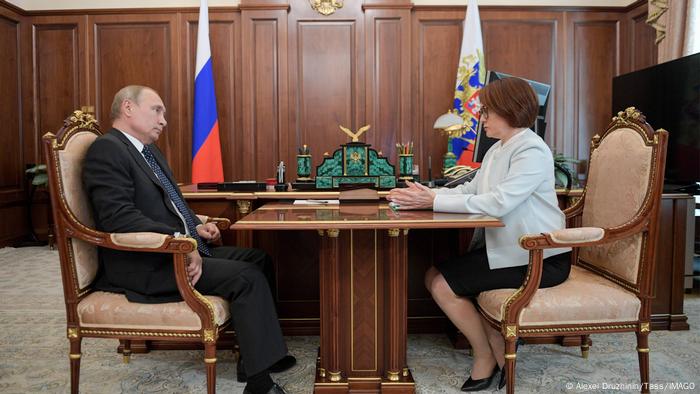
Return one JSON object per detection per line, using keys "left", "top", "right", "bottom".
{"left": 196, "top": 222, "right": 221, "bottom": 243}
{"left": 186, "top": 250, "right": 203, "bottom": 286}
{"left": 387, "top": 180, "right": 436, "bottom": 210}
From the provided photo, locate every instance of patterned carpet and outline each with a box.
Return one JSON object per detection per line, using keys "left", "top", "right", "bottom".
{"left": 0, "top": 246, "right": 698, "bottom": 393}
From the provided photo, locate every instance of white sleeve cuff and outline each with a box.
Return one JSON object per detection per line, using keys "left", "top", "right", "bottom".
{"left": 433, "top": 194, "right": 469, "bottom": 213}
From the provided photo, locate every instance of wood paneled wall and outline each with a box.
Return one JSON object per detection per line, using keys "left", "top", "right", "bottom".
{"left": 0, "top": 0, "right": 657, "bottom": 245}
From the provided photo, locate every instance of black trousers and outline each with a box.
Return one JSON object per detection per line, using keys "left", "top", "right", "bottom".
{"left": 195, "top": 246, "right": 287, "bottom": 376}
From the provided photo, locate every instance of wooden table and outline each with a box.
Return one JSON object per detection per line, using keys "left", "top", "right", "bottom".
{"left": 232, "top": 201, "right": 502, "bottom": 393}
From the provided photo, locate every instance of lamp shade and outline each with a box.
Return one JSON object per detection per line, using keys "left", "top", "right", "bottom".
{"left": 433, "top": 111, "right": 464, "bottom": 130}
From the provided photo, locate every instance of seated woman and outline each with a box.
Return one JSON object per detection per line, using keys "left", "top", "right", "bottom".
{"left": 388, "top": 77, "right": 571, "bottom": 392}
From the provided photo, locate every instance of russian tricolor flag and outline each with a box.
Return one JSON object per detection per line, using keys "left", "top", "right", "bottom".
{"left": 192, "top": 0, "right": 224, "bottom": 183}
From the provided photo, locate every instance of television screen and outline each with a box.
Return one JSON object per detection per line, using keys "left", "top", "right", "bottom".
{"left": 472, "top": 71, "right": 551, "bottom": 162}
{"left": 612, "top": 53, "right": 700, "bottom": 193}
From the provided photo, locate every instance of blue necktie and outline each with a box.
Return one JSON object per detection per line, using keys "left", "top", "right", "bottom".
{"left": 142, "top": 145, "right": 211, "bottom": 256}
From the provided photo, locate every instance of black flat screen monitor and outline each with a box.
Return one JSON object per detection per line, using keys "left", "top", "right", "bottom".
{"left": 472, "top": 71, "right": 551, "bottom": 162}
{"left": 612, "top": 52, "right": 700, "bottom": 194}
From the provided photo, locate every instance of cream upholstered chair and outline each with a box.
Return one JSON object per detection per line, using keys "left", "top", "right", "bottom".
{"left": 477, "top": 108, "right": 668, "bottom": 394}
{"left": 44, "top": 110, "right": 232, "bottom": 394}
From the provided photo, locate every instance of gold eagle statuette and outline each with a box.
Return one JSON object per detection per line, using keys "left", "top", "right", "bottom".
{"left": 339, "top": 124, "right": 371, "bottom": 142}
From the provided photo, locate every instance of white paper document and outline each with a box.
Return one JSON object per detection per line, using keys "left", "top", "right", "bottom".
{"left": 293, "top": 199, "right": 340, "bottom": 205}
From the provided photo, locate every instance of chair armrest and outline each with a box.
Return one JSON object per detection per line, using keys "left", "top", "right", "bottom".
{"left": 110, "top": 232, "right": 171, "bottom": 249}
{"left": 65, "top": 225, "right": 216, "bottom": 331}
{"left": 520, "top": 227, "right": 605, "bottom": 250}
{"left": 67, "top": 226, "right": 197, "bottom": 254}
{"left": 500, "top": 227, "right": 604, "bottom": 325}
{"left": 196, "top": 214, "right": 232, "bottom": 231}
{"left": 106, "top": 231, "right": 217, "bottom": 331}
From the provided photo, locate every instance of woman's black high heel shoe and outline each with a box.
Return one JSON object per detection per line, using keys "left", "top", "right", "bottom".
{"left": 460, "top": 364, "right": 500, "bottom": 392}
{"left": 498, "top": 367, "right": 507, "bottom": 390}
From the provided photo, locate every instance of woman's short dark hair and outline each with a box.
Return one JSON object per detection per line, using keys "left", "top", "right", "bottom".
{"left": 479, "top": 77, "right": 538, "bottom": 128}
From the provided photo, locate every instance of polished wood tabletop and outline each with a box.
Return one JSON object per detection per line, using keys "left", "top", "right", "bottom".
{"left": 231, "top": 201, "right": 503, "bottom": 230}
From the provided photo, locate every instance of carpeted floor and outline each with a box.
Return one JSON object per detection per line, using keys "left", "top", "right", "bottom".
{"left": 0, "top": 246, "right": 698, "bottom": 393}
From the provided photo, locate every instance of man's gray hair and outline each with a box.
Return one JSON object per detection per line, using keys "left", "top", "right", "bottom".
{"left": 110, "top": 85, "right": 150, "bottom": 120}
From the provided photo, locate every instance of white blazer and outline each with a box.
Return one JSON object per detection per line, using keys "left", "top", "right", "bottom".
{"left": 433, "top": 128, "right": 570, "bottom": 269}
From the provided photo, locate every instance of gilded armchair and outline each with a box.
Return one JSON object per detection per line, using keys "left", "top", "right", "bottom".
{"left": 44, "top": 110, "right": 232, "bottom": 394}
{"left": 477, "top": 108, "right": 668, "bottom": 394}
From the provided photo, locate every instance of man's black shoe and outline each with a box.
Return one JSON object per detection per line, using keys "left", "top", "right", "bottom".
{"left": 242, "top": 383, "right": 287, "bottom": 394}
{"left": 270, "top": 355, "right": 297, "bottom": 373}
{"left": 237, "top": 355, "right": 297, "bottom": 383}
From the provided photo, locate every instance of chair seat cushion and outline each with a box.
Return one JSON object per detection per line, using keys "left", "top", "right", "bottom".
{"left": 477, "top": 265, "right": 640, "bottom": 326}
{"left": 77, "top": 291, "right": 230, "bottom": 331}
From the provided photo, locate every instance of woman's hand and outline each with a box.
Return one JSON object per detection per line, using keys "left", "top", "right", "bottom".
{"left": 387, "top": 180, "right": 436, "bottom": 210}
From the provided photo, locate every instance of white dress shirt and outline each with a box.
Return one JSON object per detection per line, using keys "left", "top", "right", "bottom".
{"left": 433, "top": 128, "right": 570, "bottom": 269}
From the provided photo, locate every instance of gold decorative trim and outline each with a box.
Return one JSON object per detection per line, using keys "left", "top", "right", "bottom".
{"left": 581, "top": 349, "right": 589, "bottom": 359}
{"left": 403, "top": 229, "right": 409, "bottom": 235}
{"left": 402, "top": 368, "right": 409, "bottom": 377}
{"left": 329, "top": 370, "right": 342, "bottom": 382}
{"left": 504, "top": 353, "right": 517, "bottom": 360}
{"left": 69, "top": 354, "right": 81, "bottom": 360}
{"left": 317, "top": 229, "right": 325, "bottom": 237}
{"left": 204, "top": 357, "right": 217, "bottom": 363}
{"left": 387, "top": 228, "right": 400, "bottom": 237}
{"left": 387, "top": 370, "right": 400, "bottom": 381}
{"left": 506, "top": 325, "right": 517, "bottom": 337}
{"left": 327, "top": 229, "right": 340, "bottom": 238}
{"left": 640, "top": 322, "right": 650, "bottom": 333}
{"left": 310, "top": 0, "right": 343, "bottom": 16}
{"left": 519, "top": 323, "right": 637, "bottom": 334}
{"left": 123, "top": 354, "right": 131, "bottom": 363}
{"left": 613, "top": 107, "right": 642, "bottom": 122}
{"left": 319, "top": 367, "right": 326, "bottom": 378}
{"left": 203, "top": 329, "right": 216, "bottom": 342}
{"left": 637, "top": 347, "right": 650, "bottom": 353}
{"left": 80, "top": 329, "right": 201, "bottom": 338}
{"left": 51, "top": 111, "right": 99, "bottom": 150}
{"left": 236, "top": 218, "right": 500, "bottom": 226}
{"left": 67, "top": 327, "right": 79, "bottom": 338}
{"left": 237, "top": 200, "right": 252, "bottom": 215}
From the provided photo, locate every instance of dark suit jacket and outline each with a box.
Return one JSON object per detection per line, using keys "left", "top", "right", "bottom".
{"left": 83, "top": 128, "right": 202, "bottom": 303}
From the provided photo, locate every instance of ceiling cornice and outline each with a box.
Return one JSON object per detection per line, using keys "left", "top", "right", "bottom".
{"left": 5, "top": 0, "right": 638, "bottom": 12}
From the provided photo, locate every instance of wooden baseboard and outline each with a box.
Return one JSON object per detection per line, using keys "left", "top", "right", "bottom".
{"left": 651, "top": 313, "right": 689, "bottom": 331}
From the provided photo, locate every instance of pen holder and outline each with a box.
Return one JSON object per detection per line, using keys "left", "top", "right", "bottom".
{"left": 296, "top": 154, "right": 312, "bottom": 181}
{"left": 398, "top": 154, "right": 414, "bottom": 180}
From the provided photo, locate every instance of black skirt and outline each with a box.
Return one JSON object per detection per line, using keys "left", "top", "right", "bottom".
{"left": 434, "top": 248, "right": 572, "bottom": 297}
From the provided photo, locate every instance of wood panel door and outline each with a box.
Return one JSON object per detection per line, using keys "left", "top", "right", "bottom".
{"left": 565, "top": 12, "right": 621, "bottom": 170}
{"left": 87, "top": 13, "right": 183, "bottom": 178}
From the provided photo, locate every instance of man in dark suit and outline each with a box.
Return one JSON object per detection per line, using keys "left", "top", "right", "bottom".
{"left": 83, "top": 85, "right": 291, "bottom": 394}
